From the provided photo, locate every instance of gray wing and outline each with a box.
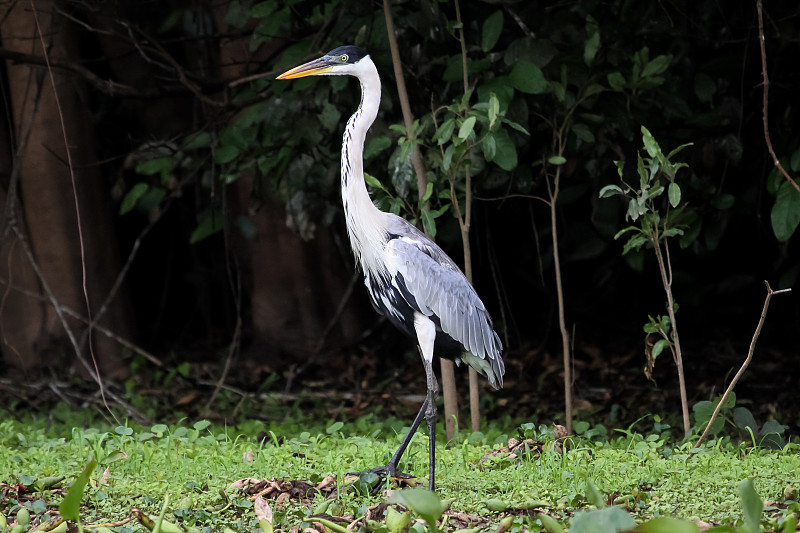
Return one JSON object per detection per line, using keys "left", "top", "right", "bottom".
{"left": 383, "top": 216, "right": 505, "bottom": 387}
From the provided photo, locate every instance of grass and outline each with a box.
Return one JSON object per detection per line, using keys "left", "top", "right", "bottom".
{"left": 0, "top": 406, "right": 798, "bottom": 533}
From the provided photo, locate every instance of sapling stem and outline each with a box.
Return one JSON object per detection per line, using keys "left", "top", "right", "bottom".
{"left": 651, "top": 236, "right": 690, "bottom": 437}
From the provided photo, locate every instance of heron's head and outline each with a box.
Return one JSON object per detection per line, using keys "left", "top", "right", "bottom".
{"left": 277, "top": 45, "right": 369, "bottom": 79}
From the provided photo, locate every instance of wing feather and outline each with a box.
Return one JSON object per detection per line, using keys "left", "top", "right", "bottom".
{"left": 382, "top": 224, "right": 504, "bottom": 387}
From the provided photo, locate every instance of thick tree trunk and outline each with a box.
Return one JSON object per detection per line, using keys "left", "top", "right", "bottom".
{"left": 0, "top": 1, "right": 132, "bottom": 377}
{"left": 211, "top": 5, "right": 364, "bottom": 365}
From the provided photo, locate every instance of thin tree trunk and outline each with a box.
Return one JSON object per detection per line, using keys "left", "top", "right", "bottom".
{"left": 383, "top": 0, "right": 459, "bottom": 441}
{"left": 453, "top": 0, "right": 481, "bottom": 433}
{"left": 549, "top": 165, "right": 572, "bottom": 434}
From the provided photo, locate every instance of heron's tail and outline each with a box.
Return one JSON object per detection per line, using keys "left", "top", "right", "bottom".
{"left": 458, "top": 348, "right": 505, "bottom": 389}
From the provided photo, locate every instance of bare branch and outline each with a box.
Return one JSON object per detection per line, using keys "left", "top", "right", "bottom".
{"left": 0, "top": 47, "right": 160, "bottom": 98}
{"left": 757, "top": 0, "right": 800, "bottom": 193}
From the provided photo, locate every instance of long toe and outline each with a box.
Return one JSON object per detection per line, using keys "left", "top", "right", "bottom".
{"left": 346, "top": 465, "right": 417, "bottom": 495}
{"left": 347, "top": 465, "right": 415, "bottom": 479}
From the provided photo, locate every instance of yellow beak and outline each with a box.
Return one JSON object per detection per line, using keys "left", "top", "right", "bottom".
{"left": 276, "top": 57, "right": 333, "bottom": 79}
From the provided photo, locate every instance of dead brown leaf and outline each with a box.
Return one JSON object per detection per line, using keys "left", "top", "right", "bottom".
{"left": 254, "top": 495, "right": 273, "bottom": 523}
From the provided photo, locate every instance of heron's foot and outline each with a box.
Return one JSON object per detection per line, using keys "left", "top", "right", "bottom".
{"left": 346, "top": 465, "right": 416, "bottom": 495}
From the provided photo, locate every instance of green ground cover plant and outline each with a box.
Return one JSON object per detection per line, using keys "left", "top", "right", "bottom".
{"left": 1, "top": 408, "right": 798, "bottom": 533}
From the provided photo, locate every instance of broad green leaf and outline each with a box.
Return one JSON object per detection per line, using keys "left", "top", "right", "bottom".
{"left": 710, "top": 194, "right": 735, "bottom": 210}
{"left": 622, "top": 233, "right": 648, "bottom": 255}
{"left": 569, "top": 506, "right": 636, "bottom": 533}
{"left": 733, "top": 407, "right": 758, "bottom": 435}
{"left": 759, "top": 419, "right": 787, "bottom": 436}
{"left": 364, "top": 136, "right": 392, "bottom": 161}
{"left": 584, "top": 83, "right": 605, "bottom": 97}
{"left": 482, "top": 133, "right": 496, "bottom": 161}
{"left": 481, "top": 11, "right": 504, "bottom": 52}
{"left": 492, "top": 129, "right": 517, "bottom": 171}
{"left": 719, "top": 391, "right": 736, "bottom": 409}
{"left": 60, "top": 457, "right": 97, "bottom": 521}
{"left": 607, "top": 72, "right": 626, "bottom": 90}
{"left": 637, "top": 153, "right": 647, "bottom": 187}
{"left": 502, "top": 118, "right": 530, "bottom": 136}
{"left": 385, "top": 507, "right": 411, "bottom": 533}
{"left": 632, "top": 517, "right": 699, "bottom": 533}
{"left": 193, "top": 420, "right": 211, "bottom": 431}
{"left": 236, "top": 101, "right": 270, "bottom": 128}
{"left": 252, "top": 6, "right": 289, "bottom": 44}
{"left": 693, "top": 401, "right": 724, "bottom": 435}
{"left": 661, "top": 228, "right": 684, "bottom": 238}
{"left": 573, "top": 421, "right": 590, "bottom": 434}
{"left": 738, "top": 479, "right": 762, "bottom": 533}
{"left": 421, "top": 182, "right": 434, "bottom": 203}
{"left": 442, "top": 144, "right": 455, "bottom": 171}
{"left": 120, "top": 183, "right": 149, "bottom": 215}
{"left": 548, "top": 155, "right": 567, "bottom": 166}
{"left": 771, "top": 180, "right": 800, "bottom": 242}
{"left": 318, "top": 102, "right": 342, "bottom": 132}
{"left": 599, "top": 184, "right": 624, "bottom": 198}
{"left": 364, "top": 172, "right": 384, "bottom": 189}
{"left": 214, "top": 145, "right": 240, "bottom": 164}
{"left": 389, "top": 489, "right": 444, "bottom": 529}
{"left": 651, "top": 339, "right": 670, "bottom": 359}
{"left": 641, "top": 126, "right": 660, "bottom": 158}
{"left": 537, "top": 512, "right": 565, "bottom": 533}
{"left": 434, "top": 118, "right": 455, "bottom": 145}
{"left": 183, "top": 131, "right": 212, "bottom": 150}
{"left": 627, "top": 198, "right": 640, "bottom": 221}
{"left": 100, "top": 450, "right": 128, "bottom": 465}
{"left": 136, "top": 157, "right": 177, "bottom": 176}
{"left": 551, "top": 81, "right": 566, "bottom": 103}
{"left": 138, "top": 187, "right": 166, "bottom": 212}
{"left": 614, "top": 160, "right": 625, "bottom": 178}
{"left": 432, "top": 204, "right": 450, "bottom": 218}
{"left": 477, "top": 77, "right": 515, "bottom": 110}
{"left": 641, "top": 55, "right": 672, "bottom": 78}
{"left": 488, "top": 94, "right": 500, "bottom": 128}
{"left": 666, "top": 142, "right": 693, "bottom": 160}
{"left": 585, "top": 479, "right": 605, "bottom": 508}
{"left": 190, "top": 211, "right": 224, "bottom": 244}
{"left": 26, "top": 499, "right": 47, "bottom": 514}
{"left": 668, "top": 182, "right": 681, "bottom": 207}
{"left": 780, "top": 515, "right": 798, "bottom": 533}
{"left": 458, "top": 116, "right": 477, "bottom": 140}
{"left": 584, "top": 31, "right": 600, "bottom": 66}
{"left": 572, "top": 123, "right": 595, "bottom": 143}
{"left": 509, "top": 61, "right": 548, "bottom": 94}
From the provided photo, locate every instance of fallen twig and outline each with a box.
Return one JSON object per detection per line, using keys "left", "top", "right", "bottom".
{"left": 695, "top": 281, "right": 791, "bottom": 447}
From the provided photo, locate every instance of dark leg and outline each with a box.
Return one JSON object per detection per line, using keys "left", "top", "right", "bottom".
{"left": 350, "top": 397, "right": 427, "bottom": 476}
{"left": 422, "top": 358, "right": 438, "bottom": 491}
{"left": 348, "top": 397, "right": 428, "bottom": 494}
{"left": 387, "top": 397, "right": 428, "bottom": 469}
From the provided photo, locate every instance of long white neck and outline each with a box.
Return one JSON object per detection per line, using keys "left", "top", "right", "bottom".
{"left": 340, "top": 56, "right": 387, "bottom": 275}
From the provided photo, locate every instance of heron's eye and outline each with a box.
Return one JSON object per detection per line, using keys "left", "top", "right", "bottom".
{"left": 340, "top": 54, "right": 349, "bottom": 62}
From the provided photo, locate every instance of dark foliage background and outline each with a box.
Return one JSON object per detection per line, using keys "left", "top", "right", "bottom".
{"left": 0, "top": 0, "right": 798, "bottom": 431}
